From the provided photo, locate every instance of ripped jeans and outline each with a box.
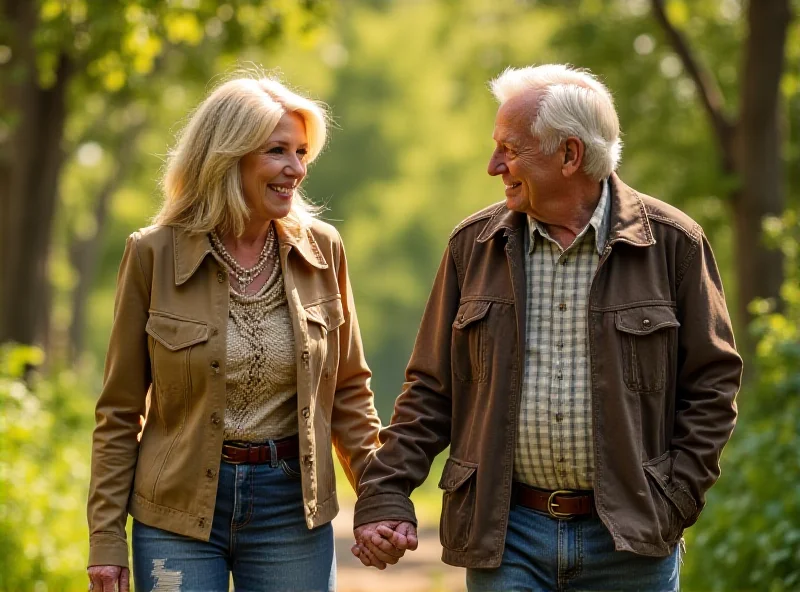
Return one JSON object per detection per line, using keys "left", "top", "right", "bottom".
{"left": 132, "top": 456, "right": 335, "bottom": 592}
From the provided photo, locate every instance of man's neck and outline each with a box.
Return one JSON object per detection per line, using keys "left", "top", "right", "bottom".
{"left": 531, "top": 180, "right": 603, "bottom": 250}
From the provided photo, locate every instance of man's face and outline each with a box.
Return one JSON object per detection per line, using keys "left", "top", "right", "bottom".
{"left": 487, "top": 95, "right": 563, "bottom": 218}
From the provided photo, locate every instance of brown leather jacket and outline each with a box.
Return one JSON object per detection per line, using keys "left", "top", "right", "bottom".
{"left": 88, "top": 219, "right": 380, "bottom": 567}
{"left": 354, "top": 175, "right": 742, "bottom": 568}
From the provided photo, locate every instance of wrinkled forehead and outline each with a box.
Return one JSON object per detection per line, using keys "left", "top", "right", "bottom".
{"left": 492, "top": 92, "right": 540, "bottom": 143}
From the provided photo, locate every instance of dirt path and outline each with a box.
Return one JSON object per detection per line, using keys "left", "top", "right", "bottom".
{"left": 332, "top": 504, "right": 465, "bottom": 592}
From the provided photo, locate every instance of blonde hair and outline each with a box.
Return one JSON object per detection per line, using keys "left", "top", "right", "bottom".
{"left": 490, "top": 64, "right": 621, "bottom": 181}
{"left": 155, "top": 72, "right": 328, "bottom": 235}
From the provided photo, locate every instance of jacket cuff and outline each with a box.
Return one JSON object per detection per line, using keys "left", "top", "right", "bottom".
{"left": 668, "top": 479, "right": 700, "bottom": 526}
{"left": 88, "top": 533, "right": 129, "bottom": 568}
{"left": 353, "top": 493, "right": 417, "bottom": 528}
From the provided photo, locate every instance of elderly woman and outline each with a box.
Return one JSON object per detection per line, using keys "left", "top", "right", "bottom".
{"left": 86, "top": 75, "right": 381, "bottom": 592}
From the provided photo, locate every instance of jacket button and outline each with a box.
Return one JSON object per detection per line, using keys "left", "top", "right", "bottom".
{"left": 210, "top": 360, "right": 220, "bottom": 373}
{"left": 217, "top": 271, "right": 226, "bottom": 283}
{"left": 323, "top": 368, "right": 330, "bottom": 380}
{"left": 303, "top": 454, "right": 313, "bottom": 466}
{"left": 301, "top": 407, "right": 310, "bottom": 419}
{"left": 210, "top": 412, "right": 221, "bottom": 425}
{"left": 301, "top": 352, "right": 310, "bottom": 363}
{"left": 206, "top": 468, "right": 216, "bottom": 479}
{"left": 198, "top": 517, "right": 206, "bottom": 527}
{"left": 642, "top": 319, "right": 651, "bottom": 328}
{"left": 558, "top": 303, "right": 567, "bottom": 311}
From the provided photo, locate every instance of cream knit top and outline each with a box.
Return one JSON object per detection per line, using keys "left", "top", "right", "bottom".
{"left": 213, "top": 243, "right": 299, "bottom": 442}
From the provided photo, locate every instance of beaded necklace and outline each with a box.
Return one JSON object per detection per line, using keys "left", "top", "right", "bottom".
{"left": 209, "top": 224, "right": 276, "bottom": 294}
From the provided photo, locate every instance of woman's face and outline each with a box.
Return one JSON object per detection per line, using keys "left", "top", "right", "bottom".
{"left": 239, "top": 111, "right": 309, "bottom": 223}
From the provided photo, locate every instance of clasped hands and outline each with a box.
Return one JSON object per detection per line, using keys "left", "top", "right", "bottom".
{"left": 351, "top": 521, "right": 418, "bottom": 569}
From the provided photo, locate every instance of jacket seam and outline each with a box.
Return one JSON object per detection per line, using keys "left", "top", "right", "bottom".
{"left": 646, "top": 213, "right": 695, "bottom": 239}
{"left": 303, "top": 294, "right": 342, "bottom": 307}
{"left": 634, "top": 194, "right": 655, "bottom": 243}
{"left": 676, "top": 229, "right": 702, "bottom": 288}
{"left": 91, "top": 531, "right": 127, "bottom": 541}
{"left": 449, "top": 239, "right": 465, "bottom": 287}
{"left": 459, "top": 295, "right": 514, "bottom": 305}
{"left": 449, "top": 205, "right": 500, "bottom": 240}
{"left": 590, "top": 299, "right": 677, "bottom": 312}
{"left": 132, "top": 492, "right": 205, "bottom": 518}
{"left": 131, "top": 232, "right": 151, "bottom": 293}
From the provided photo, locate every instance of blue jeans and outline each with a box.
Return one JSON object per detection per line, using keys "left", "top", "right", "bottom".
{"left": 132, "top": 456, "right": 335, "bottom": 592}
{"left": 467, "top": 504, "right": 680, "bottom": 592}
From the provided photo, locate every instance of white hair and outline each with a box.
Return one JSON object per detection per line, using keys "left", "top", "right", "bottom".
{"left": 490, "top": 64, "right": 622, "bottom": 181}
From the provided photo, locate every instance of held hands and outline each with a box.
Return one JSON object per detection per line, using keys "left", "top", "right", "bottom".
{"left": 351, "top": 521, "right": 418, "bottom": 569}
{"left": 87, "top": 566, "right": 130, "bottom": 592}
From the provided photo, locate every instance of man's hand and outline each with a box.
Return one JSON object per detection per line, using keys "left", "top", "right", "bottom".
{"left": 87, "top": 565, "right": 130, "bottom": 592}
{"left": 351, "top": 520, "right": 418, "bottom": 569}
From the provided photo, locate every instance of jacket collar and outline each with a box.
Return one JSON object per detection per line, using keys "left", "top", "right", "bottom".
{"left": 173, "top": 218, "right": 327, "bottom": 286}
{"left": 477, "top": 173, "right": 655, "bottom": 249}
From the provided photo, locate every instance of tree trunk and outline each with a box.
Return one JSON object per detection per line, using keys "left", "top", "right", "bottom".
{"left": 67, "top": 123, "right": 144, "bottom": 360}
{"left": 731, "top": 0, "right": 790, "bottom": 328}
{"left": 652, "top": 0, "right": 790, "bottom": 354}
{"left": 0, "top": 0, "right": 74, "bottom": 347}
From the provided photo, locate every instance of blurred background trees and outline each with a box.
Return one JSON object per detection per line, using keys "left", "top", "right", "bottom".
{"left": 0, "top": 0, "right": 798, "bottom": 589}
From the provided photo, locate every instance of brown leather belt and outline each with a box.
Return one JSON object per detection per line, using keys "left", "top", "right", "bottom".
{"left": 512, "top": 482, "right": 596, "bottom": 519}
{"left": 221, "top": 435, "right": 300, "bottom": 464}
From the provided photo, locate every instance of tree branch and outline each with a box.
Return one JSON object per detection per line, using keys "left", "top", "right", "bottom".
{"left": 650, "top": 0, "right": 736, "bottom": 171}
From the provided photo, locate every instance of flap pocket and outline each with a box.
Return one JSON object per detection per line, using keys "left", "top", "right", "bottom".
{"left": 304, "top": 296, "right": 345, "bottom": 331}
{"left": 438, "top": 457, "right": 478, "bottom": 492}
{"left": 453, "top": 300, "right": 491, "bottom": 330}
{"left": 146, "top": 312, "right": 209, "bottom": 351}
{"left": 615, "top": 305, "right": 680, "bottom": 336}
{"left": 643, "top": 451, "right": 696, "bottom": 521}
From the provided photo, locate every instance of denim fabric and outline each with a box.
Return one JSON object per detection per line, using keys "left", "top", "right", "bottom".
{"left": 132, "top": 457, "right": 335, "bottom": 592}
{"left": 466, "top": 505, "right": 680, "bottom": 591}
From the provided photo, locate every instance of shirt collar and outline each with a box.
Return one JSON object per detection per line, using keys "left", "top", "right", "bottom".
{"left": 527, "top": 177, "right": 611, "bottom": 255}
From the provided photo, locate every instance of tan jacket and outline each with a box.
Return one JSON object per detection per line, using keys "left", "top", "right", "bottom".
{"left": 355, "top": 175, "right": 742, "bottom": 567}
{"left": 88, "top": 219, "right": 380, "bottom": 567}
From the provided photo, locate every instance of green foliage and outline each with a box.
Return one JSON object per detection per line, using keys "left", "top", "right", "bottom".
{"left": 2, "top": 0, "right": 798, "bottom": 588}
{"left": 0, "top": 347, "right": 98, "bottom": 591}
{"left": 31, "top": 0, "right": 330, "bottom": 91}
{"left": 681, "top": 211, "right": 800, "bottom": 591}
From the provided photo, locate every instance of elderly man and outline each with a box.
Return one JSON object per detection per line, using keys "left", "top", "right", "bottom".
{"left": 352, "top": 64, "right": 742, "bottom": 591}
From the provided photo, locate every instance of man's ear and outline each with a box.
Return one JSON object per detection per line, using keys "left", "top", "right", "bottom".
{"left": 562, "top": 137, "right": 584, "bottom": 177}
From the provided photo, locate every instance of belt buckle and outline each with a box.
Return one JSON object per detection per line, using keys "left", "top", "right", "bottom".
{"left": 222, "top": 442, "right": 248, "bottom": 464}
{"left": 547, "top": 489, "right": 576, "bottom": 519}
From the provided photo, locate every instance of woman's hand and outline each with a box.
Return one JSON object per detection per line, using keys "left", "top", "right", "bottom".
{"left": 351, "top": 520, "right": 418, "bottom": 569}
{"left": 87, "top": 565, "right": 130, "bottom": 592}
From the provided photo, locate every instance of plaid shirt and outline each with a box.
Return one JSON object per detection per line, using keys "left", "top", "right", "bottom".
{"left": 514, "top": 179, "right": 611, "bottom": 491}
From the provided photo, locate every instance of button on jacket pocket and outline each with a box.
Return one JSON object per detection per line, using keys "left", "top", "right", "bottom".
{"left": 304, "top": 297, "right": 345, "bottom": 335}
{"left": 303, "top": 296, "right": 345, "bottom": 374}
{"left": 615, "top": 304, "right": 680, "bottom": 393}
{"left": 452, "top": 300, "right": 491, "bottom": 383}
{"left": 145, "top": 311, "right": 210, "bottom": 417}
{"left": 438, "top": 457, "right": 478, "bottom": 552}
{"left": 140, "top": 312, "right": 209, "bottom": 501}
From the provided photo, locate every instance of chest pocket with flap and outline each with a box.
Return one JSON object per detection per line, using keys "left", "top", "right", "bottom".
{"left": 146, "top": 311, "right": 209, "bottom": 398}
{"left": 615, "top": 304, "right": 680, "bottom": 393}
{"left": 452, "top": 300, "right": 491, "bottom": 383}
